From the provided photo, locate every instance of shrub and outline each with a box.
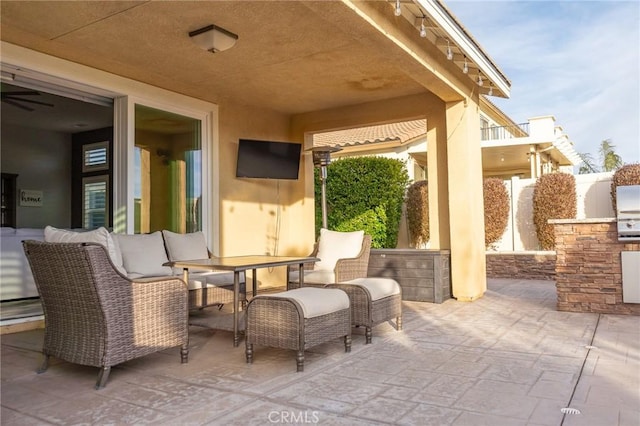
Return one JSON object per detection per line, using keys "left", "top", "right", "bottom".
{"left": 315, "top": 157, "right": 410, "bottom": 248}
{"left": 483, "top": 178, "right": 510, "bottom": 248}
{"left": 532, "top": 173, "right": 577, "bottom": 250}
{"left": 334, "top": 206, "right": 387, "bottom": 248}
{"left": 610, "top": 163, "right": 640, "bottom": 212}
{"left": 405, "top": 180, "right": 429, "bottom": 248}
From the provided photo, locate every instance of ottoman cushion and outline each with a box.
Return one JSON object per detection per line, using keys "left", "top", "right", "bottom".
{"left": 342, "top": 277, "right": 401, "bottom": 301}
{"left": 255, "top": 287, "right": 349, "bottom": 318}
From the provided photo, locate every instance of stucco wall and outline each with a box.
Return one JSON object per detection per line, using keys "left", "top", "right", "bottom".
{"left": 493, "top": 172, "right": 615, "bottom": 251}
{"left": 217, "top": 102, "right": 311, "bottom": 286}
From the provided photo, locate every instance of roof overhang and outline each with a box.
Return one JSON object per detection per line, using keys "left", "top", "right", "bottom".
{"left": 1, "top": 0, "right": 511, "bottom": 118}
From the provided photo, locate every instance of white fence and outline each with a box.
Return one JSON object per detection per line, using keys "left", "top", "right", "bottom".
{"left": 493, "top": 172, "right": 614, "bottom": 251}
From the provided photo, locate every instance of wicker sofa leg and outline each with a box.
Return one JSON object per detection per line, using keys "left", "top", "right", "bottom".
{"left": 37, "top": 354, "right": 49, "bottom": 374}
{"left": 181, "top": 344, "right": 189, "bottom": 363}
{"left": 296, "top": 350, "right": 305, "bottom": 372}
{"left": 345, "top": 335, "right": 352, "bottom": 352}
{"left": 397, "top": 316, "right": 403, "bottom": 331}
{"left": 365, "top": 327, "right": 373, "bottom": 344}
{"left": 246, "top": 343, "right": 253, "bottom": 364}
{"left": 95, "top": 366, "right": 111, "bottom": 390}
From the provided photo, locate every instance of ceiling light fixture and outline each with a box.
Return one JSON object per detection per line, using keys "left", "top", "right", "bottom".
{"left": 446, "top": 40, "right": 453, "bottom": 60}
{"left": 463, "top": 56, "right": 469, "bottom": 74}
{"left": 395, "top": 0, "right": 402, "bottom": 16}
{"left": 419, "top": 16, "right": 427, "bottom": 37}
{"left": 189, "top": 24, "right": 238, "bottom": 53}
{"left": 488, "top": 84, "right": 493, "bottom": 96}
{"left": 477, "top": 74, "right": 483, "bottom": 86}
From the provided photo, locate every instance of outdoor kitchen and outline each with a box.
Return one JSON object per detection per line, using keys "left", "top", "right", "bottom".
{"left": 551, "top": 184, "right": 640, "bottom": 315}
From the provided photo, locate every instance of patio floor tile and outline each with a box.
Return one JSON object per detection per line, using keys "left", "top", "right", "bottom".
{"left": 1, "top": 278, "right": 638, "bottom": 425}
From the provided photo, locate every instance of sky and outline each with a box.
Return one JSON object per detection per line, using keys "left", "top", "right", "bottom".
{"left": 445, "top": 0, "right": 640, "bottom": 167}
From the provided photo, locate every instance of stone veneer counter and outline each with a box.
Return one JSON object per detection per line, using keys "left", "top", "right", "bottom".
{"left": 551, "top": 218, "right": 640, "bottom": 315}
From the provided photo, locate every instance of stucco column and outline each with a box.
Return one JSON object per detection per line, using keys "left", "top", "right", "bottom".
{"left": 427, "top": 107, "right": 450, "bottom": 250}
{"left": 445, "top": 99, "right": 487, "bottom": 301}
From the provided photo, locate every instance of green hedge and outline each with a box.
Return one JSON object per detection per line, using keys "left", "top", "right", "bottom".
{"left": 315, "top": 157, "right": 410, "bottom": 248}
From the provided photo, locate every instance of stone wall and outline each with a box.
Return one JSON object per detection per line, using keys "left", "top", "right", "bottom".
{"left": 486, "top": 252, "right": 556, "bottom": 280}
{"left": 552, "top": 219, "right": 640, "bottom": 315}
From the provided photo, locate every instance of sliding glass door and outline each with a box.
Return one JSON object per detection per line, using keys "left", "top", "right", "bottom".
{"left": 133, "top": 104, "right": 202, "bottom": 234}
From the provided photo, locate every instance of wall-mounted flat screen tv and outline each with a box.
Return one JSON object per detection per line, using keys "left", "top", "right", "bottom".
{"left": 236, "top": 139, "right": 302, "bottom": 180}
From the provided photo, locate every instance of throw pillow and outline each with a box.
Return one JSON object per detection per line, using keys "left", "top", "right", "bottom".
{"left": 44, "top": 226, "right": 126, "bottom": 275}
{"left": 162, "top": 230, "right": 209, "bottom": 261}
{"left": 314, "top": 228, "right": 364, "bottom": 271}
{"left": 113, "top": 231, "right": 172, "bottom": 277}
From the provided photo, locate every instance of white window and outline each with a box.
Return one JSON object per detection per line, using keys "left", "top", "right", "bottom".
{"left": 82, "top": 141, "right": 109, "bottom": 172}
{"left": 82, "top": 175, "right": 109, "bottom": 228}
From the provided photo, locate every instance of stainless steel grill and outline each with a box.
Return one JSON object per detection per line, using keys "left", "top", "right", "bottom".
{"left": 617, "top": 185, "right": 640, "bottom": 242}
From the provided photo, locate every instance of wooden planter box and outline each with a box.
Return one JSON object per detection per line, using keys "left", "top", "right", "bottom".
{"left": 367, "top": 249, "right": 451, "bottom": 303}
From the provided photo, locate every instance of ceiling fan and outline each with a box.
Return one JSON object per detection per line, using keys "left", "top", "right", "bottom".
{"left": 1, "top": 89, "right": 54, "bottom": 111}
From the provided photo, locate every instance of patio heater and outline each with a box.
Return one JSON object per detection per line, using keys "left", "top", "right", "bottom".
{"left": 308, "top": 146, "right": 342, "bottom": 229}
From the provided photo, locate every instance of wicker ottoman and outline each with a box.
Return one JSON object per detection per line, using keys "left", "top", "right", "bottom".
{"left": 327, "top": 277, "right": 402, "bottom": 344}
{"left": 245, "top": 287, "right": 351, "bottom": 372}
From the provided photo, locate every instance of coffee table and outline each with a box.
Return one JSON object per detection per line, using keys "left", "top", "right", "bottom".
{"left": 167, "top": 255, "right": 319, "bottom": 346}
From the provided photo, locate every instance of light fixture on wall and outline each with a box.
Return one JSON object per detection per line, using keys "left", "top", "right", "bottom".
{"left": 463, "top": 56, "right": 469, "bottom": 74}
{"left": 189, "top": 24, "right": 238, "bottom": 53}
{"left": 446, "top": 40, "right": 453, "bottom": 60}
{"left": 394, "top": 0, "right": 402, "bottom": 16}
{"left": 419, "top": 16, "right": 427, "bottom": 38}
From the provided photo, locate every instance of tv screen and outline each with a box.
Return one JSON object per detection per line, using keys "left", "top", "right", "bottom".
{"left": 236, "top": 139, "right": 302, "bottom": 180}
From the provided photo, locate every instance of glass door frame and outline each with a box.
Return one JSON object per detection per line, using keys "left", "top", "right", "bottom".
{"left": 113, "top": 96, "right": 217, "bottom": 250}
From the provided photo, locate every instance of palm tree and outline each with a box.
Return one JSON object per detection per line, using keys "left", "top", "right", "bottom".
{"left": 578, "top": 152, "right": 599, "bottom": 174}
{"left": 599, "top": 139, "right": 623, "bottom": 172}
{"left": 578, "top": 139, "right": 623, "bottom": 174}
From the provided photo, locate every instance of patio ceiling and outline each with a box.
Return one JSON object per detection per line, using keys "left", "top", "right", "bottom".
{"left": 0, "top": 1, "right": 505, "bottom": 117}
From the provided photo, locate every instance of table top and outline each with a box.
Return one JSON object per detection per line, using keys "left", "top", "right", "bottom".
{"left": 167, "top": 255, "right": 319, "bottom": 272}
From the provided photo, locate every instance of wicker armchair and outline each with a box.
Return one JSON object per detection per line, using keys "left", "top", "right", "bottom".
{"left": 287, "top": 234, "right": 372, "bottom": 289}
{"left": 22, "top": 240, "right": 189, "bottom": 390}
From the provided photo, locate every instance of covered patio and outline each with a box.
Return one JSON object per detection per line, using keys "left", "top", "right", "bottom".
{"left": 1, "top": 0, "right": 511, "bottom": 301}
{"left": 2, "top": 279, "right": 638, "bottom": 425}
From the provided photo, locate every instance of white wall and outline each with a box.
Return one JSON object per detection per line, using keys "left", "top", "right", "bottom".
{"left": 1, "top": 123, "right": 72, "bottom": 228}
{"left": 492, "top": 172, "right": 614, "bottom": 251}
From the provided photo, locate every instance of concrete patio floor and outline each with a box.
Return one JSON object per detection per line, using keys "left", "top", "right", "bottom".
{"left": 1, "top": 278, "right": 638, "bottom": 425}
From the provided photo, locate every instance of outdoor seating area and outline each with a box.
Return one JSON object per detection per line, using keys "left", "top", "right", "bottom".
{"left": 15, "top": 228, "right": 404, "bottom": 381}
{"left": 2, "top": 278, "right": 638, "bottom": 425}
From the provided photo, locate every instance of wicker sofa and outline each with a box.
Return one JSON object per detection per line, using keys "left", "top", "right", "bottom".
{"left": 42, "top": 226, "right": 246, "bottom": 310}
{"left": 23, "top": 240, "right": 189, "bottom": 389}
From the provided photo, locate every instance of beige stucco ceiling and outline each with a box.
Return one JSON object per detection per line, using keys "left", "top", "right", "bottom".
{"left": 0, "top": 0, "right": 471, "bottom": 116}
